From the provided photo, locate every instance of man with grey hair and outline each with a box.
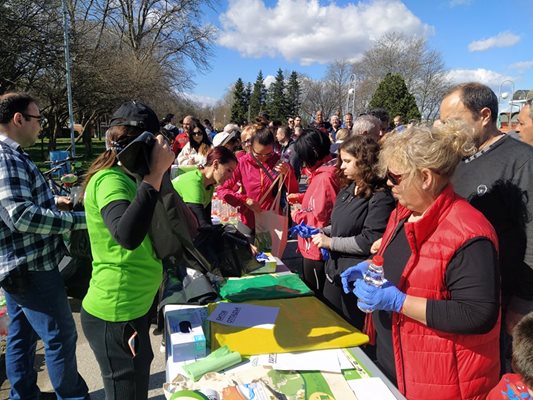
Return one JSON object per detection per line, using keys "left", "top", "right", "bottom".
{"left": 329, "top": 114, "right": 341, "bottom": 142}
{"left": 352, "top": 114, "right": 381, "bottom": 141}
{"left": 517, "top": 98, "right": 533, "bottom": 146}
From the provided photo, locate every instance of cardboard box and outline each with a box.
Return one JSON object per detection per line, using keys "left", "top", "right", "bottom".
{"left": 164, "top": 305, "right": 207, "bottom": 381}
{"left": 250, "top": 252, "right": 278, "bottom": 274}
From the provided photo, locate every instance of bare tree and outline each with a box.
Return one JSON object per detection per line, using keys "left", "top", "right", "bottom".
{"left": 352, "top": 33, "right": 449, "bottom": 120}
{"left": 324, "top": 60, "right": 354, "bottom": 116}
{"left": 72, "top": 0, "right": 217, "bottom": 90}
{"left": 0, "top": 0, "right": 64, "bottom": 94}
{"left": 299, "top": 76, "right": 338, "bottom": 123}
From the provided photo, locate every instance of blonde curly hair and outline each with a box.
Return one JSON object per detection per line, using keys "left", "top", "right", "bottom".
{"left": 379, "top": 120, "right": 476, "bottom": 183}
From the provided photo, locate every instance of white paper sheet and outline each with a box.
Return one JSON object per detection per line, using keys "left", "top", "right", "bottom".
{"left": 348, "top": 377, "right": 397, "bottom": 400}
{"left": 207, "top": 302, "right": 279, "bottom": 329}
{"left": 249, "top": 349, "right": 343, "bottom": 372}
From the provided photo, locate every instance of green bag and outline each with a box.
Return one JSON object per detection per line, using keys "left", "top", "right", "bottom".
{"left": 219, "top": 273, "right": 312, "bottom": 302}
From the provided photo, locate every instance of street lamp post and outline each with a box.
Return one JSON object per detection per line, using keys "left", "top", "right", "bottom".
{"left": 61, "top": 0, "right": 76, "bottom": 157}
{"left": 498, "top": 80, "right": 514, "bottom": 130}
{"left": 346, "top": 74, "right": 356, "bottom": 116}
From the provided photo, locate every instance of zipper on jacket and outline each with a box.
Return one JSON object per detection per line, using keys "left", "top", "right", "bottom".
{"left": 396, "top": 315, "right": 407, "bottom": 393}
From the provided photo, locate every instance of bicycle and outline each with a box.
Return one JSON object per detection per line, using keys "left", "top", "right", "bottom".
{"left": 42, "top": 156, "right": 84, "bottom": 201}
{"left": 42, "top": 156, "right": 92, "bottom": 298}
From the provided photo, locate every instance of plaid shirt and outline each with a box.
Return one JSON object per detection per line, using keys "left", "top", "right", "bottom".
{"left": 0, "top": 134, "right": 86, "bottom": 279}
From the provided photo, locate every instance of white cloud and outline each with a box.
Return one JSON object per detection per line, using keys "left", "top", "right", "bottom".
{"left": 264, "top": 75, "right": 276, "bottom": 88}
{"left": 446, "top": 68, "right": 514, "bottom": 91}
{"left": 182, "top": 93, "right": 219, "bottom": 107}
{"left": 511, "top": 60, "right": 533, "bottom": 71}
{"left": 468, "top": 31, "right": 520, "bottom": 52}
{"left": 218, "top": 0, "right": 431, "bottom": 65}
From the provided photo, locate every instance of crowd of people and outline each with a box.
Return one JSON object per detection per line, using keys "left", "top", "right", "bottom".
{"left": 1, "top": 82, "right": 533, "bottom": 399}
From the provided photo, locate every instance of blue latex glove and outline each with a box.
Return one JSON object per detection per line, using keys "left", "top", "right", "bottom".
{"left": 255, "top": 252, "right": 270, "bottom": 262}
{"left": 289, "top": 222, "right": 319, "bottom": 239}
{"left": 353, "top": 279, "right": 407, "bottom": 313}
{"left": 340, "top": 261, "right": 370, "bottom": 294}
{"left": 289, "top": 223, "right": 330, "bottom": 261}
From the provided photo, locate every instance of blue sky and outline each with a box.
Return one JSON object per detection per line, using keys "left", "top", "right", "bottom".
{"left": 188, "top": 0, "right": 533, "bottom": 109}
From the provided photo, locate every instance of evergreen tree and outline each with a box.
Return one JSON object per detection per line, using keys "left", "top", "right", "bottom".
{"left": 369, "top": 73, "right": 421, "bottom": 125}
{"left": 249, "top": 70, "right": 267, "bottom": 119}
{"left": 286, "top": 71, "right": 301, "bottom": 117}
{"left": 230, "top": 78, "right": 247, "bottom": 125}
{"left": 244, "top": 82, "right": 252, "bottom": 122}
{"left": 266, "top": 69, "right": 287, "bottom": 122}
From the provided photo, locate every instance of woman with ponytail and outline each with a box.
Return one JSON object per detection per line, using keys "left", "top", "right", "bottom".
{"left": 79, "top": 101, "right": 175, "bottom": 400}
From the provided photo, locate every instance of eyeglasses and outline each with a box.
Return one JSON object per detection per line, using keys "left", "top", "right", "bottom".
{"left": 386, "top": 169, "right": 404, "bottom": 186}
{"left": 192, "top": 131, "right": 203, "bottom": 136}
{"left": 22, "top": 113, "right": 46, "bottom": 127}
{"left": 252, "top": 149, "right": 273, "bottom": 159}
{"left": 23, "top": 113, "right": 42, "bottom": 122}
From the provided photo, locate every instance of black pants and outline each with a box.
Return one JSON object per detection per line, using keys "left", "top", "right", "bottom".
{"left": 322, "top": 277, "right": 366, "bottom": 330}
{"left": 80, "top": 307, "right": 154, "bottom": 400}
{"left": 302, "top": 258, "right": 325, "bottom": 297}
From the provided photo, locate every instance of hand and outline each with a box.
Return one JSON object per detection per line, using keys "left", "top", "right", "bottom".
{"left": 312, "top": 233, "right": 331, "bottom": 249}
{"left": 274, "top": 161, "right": 290, "bottom": 176}
{"left": 56, "top": 196, "right": 72, "bottom": 211}
{"left": 340, "top": 261, "right": 370, "bottom": 294}
{"left": 505, "top": 309, "right": 525, "bottom": 335}
{"left": 149, "top": 134, "right": 175, "bottom": 175}
{"left": 249, "top": 243, "right": 259, "bottom": 256}
{"left": 287, "top": 193, "right": 301, "bottom": 205}
{"left": 144, "top": 134, "right": 175, "bottom": 190}
{"left": 370, "top": 237, "right": 382, "bottom": 254}
{"left": 353, "top": 280, "right": 406, "bottom": 313}
{"left": 245, "top": 198, "right": 263, "bottom": 213}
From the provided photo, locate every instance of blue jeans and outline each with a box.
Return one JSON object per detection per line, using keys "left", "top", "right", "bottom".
{"left": 4, "top": 268, "right": 89, "bottom": 400}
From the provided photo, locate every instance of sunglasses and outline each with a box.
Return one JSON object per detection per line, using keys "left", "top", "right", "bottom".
{"left": 192, "top": 131, "right": 203, "bottom": 136}
{"left": 386, "top": 169, "right": 404, "bottom": 186}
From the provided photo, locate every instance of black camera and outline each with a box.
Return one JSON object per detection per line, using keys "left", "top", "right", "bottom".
{"left": 116, "top": 131, "right": 156, "bottom": 177}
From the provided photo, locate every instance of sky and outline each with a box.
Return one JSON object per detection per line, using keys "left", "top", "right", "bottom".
{"left": 187, "top": 0, "right": 533, "bottom": 111}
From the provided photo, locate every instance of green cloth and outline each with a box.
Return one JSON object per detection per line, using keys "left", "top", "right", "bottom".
{"left": 82, "top": 167, "right": 162, "bottom": 322}
{"left": 182, "top": 345, "right": 242, "bottom": 381}
{"left": 172, "top": 168, "right": 214, "bottom": 208}
{"left": 219, "top": 273, "right": 313, "bottom": 302}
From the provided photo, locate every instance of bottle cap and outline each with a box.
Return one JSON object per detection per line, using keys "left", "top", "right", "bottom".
{"left": 372, "top": 255, "right": 384, "bottom": 266}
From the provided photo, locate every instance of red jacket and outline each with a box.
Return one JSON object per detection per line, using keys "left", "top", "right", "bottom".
{"left": 217, "top": 152, "right": 299, "bottom": 229}
{"left": 172, "top": 132, "right": 189, "bottom": 155}
{"left": 373, "top": 185, "right": 500, "bottom": 400}
{"left": 293, "top": 156, "right": 339, "bottom": 260}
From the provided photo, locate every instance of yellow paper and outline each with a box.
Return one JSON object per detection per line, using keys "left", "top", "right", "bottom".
{"left": 209, "top": 296, "right": 368, "bottom": 356}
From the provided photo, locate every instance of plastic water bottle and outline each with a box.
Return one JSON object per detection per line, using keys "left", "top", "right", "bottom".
{"left": 357, "top": 255, "right": 385, "bottom": 313}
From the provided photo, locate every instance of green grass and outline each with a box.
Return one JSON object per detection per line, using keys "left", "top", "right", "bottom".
{"left": 29, "top": 137, "right": 106, "bottom": 175}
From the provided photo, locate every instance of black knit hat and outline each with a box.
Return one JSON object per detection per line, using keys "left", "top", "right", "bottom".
{"left": 109, "top": 101, "right": 159, "bottom": 134}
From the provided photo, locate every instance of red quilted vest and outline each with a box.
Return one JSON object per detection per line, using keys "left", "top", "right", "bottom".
{"left": 374, "top": 185, "right": 501, "bottom": 400}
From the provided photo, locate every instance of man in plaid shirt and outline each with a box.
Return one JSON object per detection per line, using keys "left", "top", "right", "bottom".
{"left": 0, "top": 93, "right": 89, "bottom": 399}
